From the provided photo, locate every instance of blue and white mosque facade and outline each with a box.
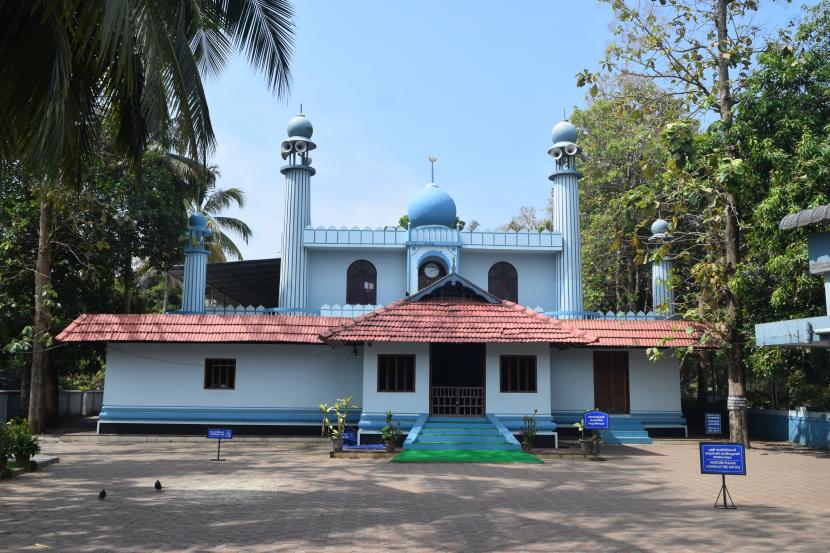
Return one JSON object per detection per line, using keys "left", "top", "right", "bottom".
{"left": 60, "top": 112, "right": 709, "bottom": 446}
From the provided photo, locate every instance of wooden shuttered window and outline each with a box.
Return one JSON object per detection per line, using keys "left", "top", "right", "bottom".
{"left": 499, "top": 355, "right": 537, "bottom": 392}
{"left": 377, "top": 354, "right": 415, "bottom": 392}
{"left": 204, "top": 358, "right": 236, "bottom": 390}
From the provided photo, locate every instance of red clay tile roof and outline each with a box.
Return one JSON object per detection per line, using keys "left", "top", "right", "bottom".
{"left": 57, "top": 308, "right": 714, "bottom": 348}
{"left": 560, "top": 319, "right": 713, "bottom": 348}
{"left": 320, "top": 298, "right": 598, "bottom": 345}
{"left": 56, "top": 313, "right": 348, "bottom": 344}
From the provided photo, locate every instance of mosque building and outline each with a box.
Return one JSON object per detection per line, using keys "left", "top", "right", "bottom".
{"left": 58, "top": 113, "right": 709, "bottom": 447}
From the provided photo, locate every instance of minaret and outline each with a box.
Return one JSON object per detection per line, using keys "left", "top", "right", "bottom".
{"left": 548, "top": 120, "right": 584, "bottom": 318}
{"left": 182, "top": 213, "right": 211, "bottom": 313}
{"left": 650, "top": 218, "right": 675, "bottom": 317}
{"left": 278, "top": 111, "right": 316, "bottom": 311}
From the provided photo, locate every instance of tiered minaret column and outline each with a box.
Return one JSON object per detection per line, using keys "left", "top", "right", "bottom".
{"left": 548, "top": 120, "right": 584, "bottom": 318}
{"left": 650, "top": 219, "right": 675, "bottom": 317}
{"left": 278, "top": 113, "right": 316, "bottom": 311}
{"left": 182, "top": 214, "right": 211, "bottom": 313}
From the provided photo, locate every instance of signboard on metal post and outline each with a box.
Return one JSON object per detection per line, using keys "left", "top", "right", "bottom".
{"left": 705, "top": 412, "right": 721, "bottom": 435}
{"left": 700, "top": 442, "right": 746, "bottom": 509}
{"left": 583, "top": 410, "right": 609, "bottom": 430}
{"left": 207, "top": 428, "right": 233, "bottom": 461}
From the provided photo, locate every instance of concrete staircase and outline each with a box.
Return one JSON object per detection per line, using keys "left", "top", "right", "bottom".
{"left": 600, "top": 418, "right": 652, "bottom": 445}
{"left": 405, "top": 416, "right": 521, "bottom": 451}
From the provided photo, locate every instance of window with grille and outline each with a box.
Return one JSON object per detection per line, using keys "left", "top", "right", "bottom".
{"left": 488, "top": 261, "right": 518, "bottom": 302}
{"left": 377, "top": 355, "right": 415, "bottom": 392}
{"left": 346, "top": 260, "right": 377, "bottom": 305}
{"left": 500, "top": 355, "right": 537, "bottom": 392}
{"left": 204, "top": 359, "right": 236, "bottom": 390}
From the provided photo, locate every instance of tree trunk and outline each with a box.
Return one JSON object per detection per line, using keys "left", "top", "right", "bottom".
{"left": 697, "top": 351, "right": 709, "bottom": 407}
{"left": 122, "top": 239, "right": 133, "bottom": 314}
{"left": 19, "top": 368, "right": 30, "bottom": 418}
{"left": 715, "top": 0, "right": 749, "bottom": 447}
{"left": 29, "top": 196, "right": 54, "bottom": 434}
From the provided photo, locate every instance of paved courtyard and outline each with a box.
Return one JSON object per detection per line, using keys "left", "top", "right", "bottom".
{"left": 1, "top": 438, "right": 828, "bottom": 553}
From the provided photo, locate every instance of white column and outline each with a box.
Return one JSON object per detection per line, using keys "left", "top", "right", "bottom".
{"left": 278, "top": 166, "right": 312, "bottom": 310}
{"left": 551, "top": 170, "right": 583, "bottom": 317}
{"left": 652, "top": 257, "right": 675, "bottom": 316}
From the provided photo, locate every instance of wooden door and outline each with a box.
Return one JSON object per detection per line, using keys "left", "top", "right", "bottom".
{"left": 593, "top": 351, "right": 630, "bottom": 414}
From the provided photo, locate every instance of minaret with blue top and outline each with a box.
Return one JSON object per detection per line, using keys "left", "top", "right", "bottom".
{"left": 650, "top": 218, "right": 675, "bottom": 317}
{"left": 278, "top": 111, "right": 316, "bottom": 310}
{"left": 548, "top": 119, "right": 584, "bottom": 317}
{"left": 182, "top": 213, "right": 211, "bottom": 313}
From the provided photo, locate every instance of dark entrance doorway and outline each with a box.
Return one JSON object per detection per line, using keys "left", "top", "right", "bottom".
{"left": 593, "top": 351, "right": 630, "bottom": 414}
{"left": 430, "top": 343, "right": 485, "bottom": 416}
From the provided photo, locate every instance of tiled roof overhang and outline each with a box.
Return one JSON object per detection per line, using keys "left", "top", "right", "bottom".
{"left": 56, "top": 313, "right": 348, "bottom": 344}
{"left": 559, "top": 319, "right": 713, "bottom": 348}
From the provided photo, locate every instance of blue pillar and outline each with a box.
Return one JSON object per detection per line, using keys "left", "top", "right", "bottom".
{"left": 182, "top": 213, "right": 211, "bottom": 313}
{"left": 548, "top": 120, "right": 584, "bottom": 318}
{"left": 278, "top": 113, "right": 316, "bottom": 311}
{"left": 650, "top": 219, "right": 675, "bottom": 317}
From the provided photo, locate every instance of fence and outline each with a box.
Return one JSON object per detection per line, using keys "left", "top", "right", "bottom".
{"left": 748, "top": 408, "right": 830, "bottom": 449}
{"left": 0, "top": 390, "right": 103, "bottom": 421}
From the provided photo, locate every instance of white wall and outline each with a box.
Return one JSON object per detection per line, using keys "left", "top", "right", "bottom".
{"left": 361, "top": 342, "right": 430, "bottom": 415}
{"left": 629, "top": 351, "right": 681, "bottom": 412}
{"left": 307, "top": 249, "right": 407, "bottom": 308}
{"left": 104, "top": 343, "right": 362, "bottom": 408}
{"left": 550, "top": 348, "right": 681, "bottom": 413}
{"left": 485, "top": 343, "right": 551, "bottom": 415}
{"left": 550, "top": 349, "right": 595, "bottom": 412}
{"left": 459, "top": 251, "right": 557, "bottom": 310}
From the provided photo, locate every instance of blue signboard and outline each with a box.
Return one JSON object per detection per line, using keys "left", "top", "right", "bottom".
{"left": 207, "top": 428, "right": 233, "bottom": 440}
{"left": 700, "top": 443, "right": 746, "bottom": 475}
{"left": 705, "top": 412, "right": 721, "bottom": 435}
{"left": 583, "top": 410, "right": 609, "bottom": 430}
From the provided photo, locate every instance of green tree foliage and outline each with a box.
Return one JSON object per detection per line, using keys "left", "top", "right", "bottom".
{"left": 572, "top": 78, "right": 684, "bottom": 313}
{"left": 734, "top": 3, "right": 830, "bottom": 409}
{"left": 0, "top": 0, "right": 294, "bottom": 432}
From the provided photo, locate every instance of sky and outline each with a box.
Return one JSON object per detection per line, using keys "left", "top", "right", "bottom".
{"left": 204, "top": 1, "right": 802, "bottom": 261}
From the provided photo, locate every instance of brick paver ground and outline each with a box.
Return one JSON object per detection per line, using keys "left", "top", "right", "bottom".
{"left": 1, "top": 438, "right": 828, "bottom": 552}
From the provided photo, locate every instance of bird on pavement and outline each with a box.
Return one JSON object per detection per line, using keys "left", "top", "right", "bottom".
{"left": 98, "top": 489, "right": 106, "bottom": 500}
{"left": 154, "top": 480, "right": 162, "bottom": 492}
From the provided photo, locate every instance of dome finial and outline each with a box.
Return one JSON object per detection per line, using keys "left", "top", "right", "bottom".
{"left": 428, "top": 156, "right": 437, "bottom": 183}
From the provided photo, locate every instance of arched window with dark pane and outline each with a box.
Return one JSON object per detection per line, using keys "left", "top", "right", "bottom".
{"left": 346, "top": 260, "right": 377, "bottom": 305}
{"left": 488, "top": 262, "right": 518, "bottom": 302}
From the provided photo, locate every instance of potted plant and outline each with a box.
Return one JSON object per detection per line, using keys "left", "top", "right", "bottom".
{"left": 0, "top": 421, "right": 11, "bottom": 473}
{"left": 320, "top": 396, "right": 359, "bottom": 452}
{"left": 10, "top": 419, "right": 40, "bottom": 469}
{"left": 572, "top": 420, "right": 594, "bottom": 454}
{"left": 520, "top": 409, "right": 538, "bottom": 452}
{"left": 381, "top": 410, "right": 402, "bottom": 452}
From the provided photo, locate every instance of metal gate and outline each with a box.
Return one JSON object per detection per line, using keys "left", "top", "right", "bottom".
{"left": 431, "top": 386, "right": 484, "bottom": 416}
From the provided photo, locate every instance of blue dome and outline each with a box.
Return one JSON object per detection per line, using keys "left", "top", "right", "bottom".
{"left": 407, "top": 183, "right": 457, "bottom": 228}
{"left": 651, "top": 218, "right": 669, "bottom": 236}
{"left": 287, "top": 114, "right": 313, "bottom": 139}
{"left": 189, "top": 213, "right": 208, "bottom": 229}
{"left": 551, "top": 120, "right": 577, "bottom": 144}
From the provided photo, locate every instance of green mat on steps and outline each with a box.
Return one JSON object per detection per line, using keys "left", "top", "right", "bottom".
{"left": 392, "top": 449, "right": 542, "bottom": 463}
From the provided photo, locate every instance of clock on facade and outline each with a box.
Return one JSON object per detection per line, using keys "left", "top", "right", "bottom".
{"left": 424, "top": 263, "right": 440, "bottom": 279}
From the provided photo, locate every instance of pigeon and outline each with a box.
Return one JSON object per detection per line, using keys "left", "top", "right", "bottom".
{"left": 98, "top": 489, "right": 106, "bottom": 500}
{"left": 154, "top": 480, "right": 162, "bottom": 492}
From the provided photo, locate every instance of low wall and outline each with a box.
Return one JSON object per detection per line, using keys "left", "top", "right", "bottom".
{"left": 0, "top": 390, "right": 22, "bottom": 421}
{"left": 749, "top": 408, "right": 829, "bottom": 450}
{"left": 0, "top": 390, "right": 103, "bottom": 421}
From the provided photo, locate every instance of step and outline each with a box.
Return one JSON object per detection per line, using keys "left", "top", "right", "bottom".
{"left": 425, "top": 417, "right": 490, "bottom": 424}
{"left": 419, "top": 428, "right": 502, "bottom": 436}
{"left": 407, "top": 442, "right": 520, "bottom": 451}
{"left": 416, "top": 435, "right": 511, "bottom": 444}
{"left": 422, "top": 422, "right": 493, "bottom": 430}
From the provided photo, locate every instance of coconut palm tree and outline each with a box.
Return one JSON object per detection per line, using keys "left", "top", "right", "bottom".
{"left": 0, "top": 0, "right": 294, "bottom": 432}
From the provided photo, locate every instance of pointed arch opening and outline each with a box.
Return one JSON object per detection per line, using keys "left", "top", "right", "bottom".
{"left": 488, "top": 261, "right": 518, "bottom": 303}
{"left": 346, "top": 260, "right": 377, "bottom": 305}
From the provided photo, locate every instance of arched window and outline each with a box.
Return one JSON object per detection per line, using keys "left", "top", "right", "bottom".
{"left": 418, "top": 259, "right": 447, "bottom": 290}
{"left": 346, "top": 260, "right": 377, "bottom": 305}
{"left": 488, "top": 262, "right": 518, "bottom": 302}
